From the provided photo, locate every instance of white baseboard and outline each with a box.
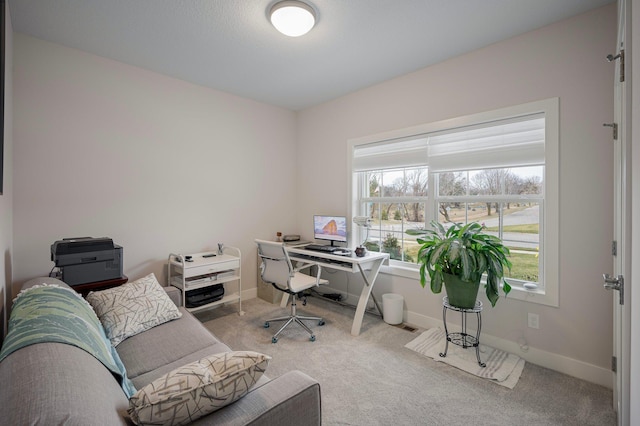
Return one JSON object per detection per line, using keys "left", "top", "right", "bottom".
{"left": 243, "top": 287, "right": 257, "bottom": 301}
{"left": 405, "top": 310, "right": 613, "bottom": 389}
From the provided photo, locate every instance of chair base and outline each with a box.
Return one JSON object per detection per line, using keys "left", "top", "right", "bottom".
{"left": 264, "top": 294, "right": 324, "bottom": 343}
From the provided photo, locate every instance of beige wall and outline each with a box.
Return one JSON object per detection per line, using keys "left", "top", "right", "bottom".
{"left": 12, "top": 34, "right": 297, "bottom": 299}
{"left": 296, "top": 4, "right": 616, "bottom": 384}
{"left": 1, "top": 2, "right": 13, "bottom": 343}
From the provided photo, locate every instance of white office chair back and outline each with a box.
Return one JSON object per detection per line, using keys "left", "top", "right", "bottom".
{"left": 256, "top": 239, "right": 294, "bottom": 291}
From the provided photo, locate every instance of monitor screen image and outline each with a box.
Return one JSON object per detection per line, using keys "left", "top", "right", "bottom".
{"left": 313, "top": 215, "right": 347, "bottom": 245}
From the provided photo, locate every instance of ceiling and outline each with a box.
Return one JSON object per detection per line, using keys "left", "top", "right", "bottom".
{"left": 10, "top": 0, "right": 615, "bottom": 111}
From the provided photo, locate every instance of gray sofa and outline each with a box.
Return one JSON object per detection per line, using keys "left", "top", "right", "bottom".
{"left": 0, "top": 277, "right": 321, "bottom": 425}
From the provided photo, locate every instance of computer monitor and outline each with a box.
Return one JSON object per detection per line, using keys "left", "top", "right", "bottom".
{"left": 313, "top": 215, "right": 347, "bottom": 246}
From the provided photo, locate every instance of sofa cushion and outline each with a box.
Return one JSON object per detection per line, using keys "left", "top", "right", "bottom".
{"left": 87, "top": 273, "right": 182, "bottom": 346}
{"left": 117, "top": 307, "right": 231, "bottom": 384}
{"left": 128, "top": 351, "right": 271, "bottom": 426}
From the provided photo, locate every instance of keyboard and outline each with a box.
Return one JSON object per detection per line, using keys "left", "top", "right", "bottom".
{"left": 305, "top": 244, "right": 341, "bottom": 253}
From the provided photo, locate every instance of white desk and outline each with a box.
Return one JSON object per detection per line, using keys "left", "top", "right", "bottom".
{"left": 285, "top": 246, "right": 389, "bottom": 336}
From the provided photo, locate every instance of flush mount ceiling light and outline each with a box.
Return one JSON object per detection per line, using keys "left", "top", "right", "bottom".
{"left": 269, "top": 1, "right": 316, "bottom": 37}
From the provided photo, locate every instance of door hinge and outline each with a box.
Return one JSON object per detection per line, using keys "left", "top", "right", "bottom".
{"left": 603, "top": 123, "right": 618, "bottom": 140}
{"left": 612, "top": 356, "right": 617, "bottom": 373}
{"left": 612, "top": 240, "right": 617, "bottom": 256}
{"left": 607, "top": 49, "right": 625, "bottom": 82}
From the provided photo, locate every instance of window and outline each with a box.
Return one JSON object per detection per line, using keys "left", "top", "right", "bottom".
{"left": 349, "top": 99, "right": 559, "bottom": 306}
{"left": 435, "top": 166, "right": 543, "bottom": 285}
{"left": 355, "top": 166, "right": 429, "bottom": 263}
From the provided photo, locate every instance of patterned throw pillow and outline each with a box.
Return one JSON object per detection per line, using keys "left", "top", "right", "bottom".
{"left": 128, "top": 351, "right": 271, "bottom": 426}
{"left": 87, "top": 273, "right": 182, "bottom": 346}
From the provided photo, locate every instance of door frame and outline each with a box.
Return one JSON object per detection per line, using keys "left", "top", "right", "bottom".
{"left": 629, "top": 0, "right": 640, "bottom": 422}
{"left": 612, "top": 1, "right": 631, "bottom": 424}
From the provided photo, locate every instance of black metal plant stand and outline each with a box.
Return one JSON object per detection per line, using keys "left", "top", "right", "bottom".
{"left": 439, "top": 296, "right": 485, "bottom": 367}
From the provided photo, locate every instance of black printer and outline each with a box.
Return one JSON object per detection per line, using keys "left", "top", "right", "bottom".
{"left": 51, "top": 237, "right": 123, "bottom": 286}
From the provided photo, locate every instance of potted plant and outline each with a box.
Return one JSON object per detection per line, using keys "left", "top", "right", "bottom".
{"left": 417, "top": 221, "right": 512, "bottom": 308}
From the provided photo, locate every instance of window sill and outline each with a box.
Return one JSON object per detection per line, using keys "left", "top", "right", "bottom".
{"left": 380, "top": 263, "right": 558, "bottom": 307}
{"left": 380, "top": 263, "right": 420, "bottom": 280}
{"left": 503, "top": 285, "right": 558, "bottom": 307}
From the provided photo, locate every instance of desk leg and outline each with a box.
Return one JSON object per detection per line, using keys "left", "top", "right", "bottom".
{"left": 351, "top": 258, "right": 385, "bottom": 336}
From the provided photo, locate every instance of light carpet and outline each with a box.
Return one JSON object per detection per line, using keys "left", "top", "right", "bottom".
{"left": 196, "top": 297, "right": 616, "bottom": 425}
{"left": 405, "top": 327, "right": 525, "bottom": 389}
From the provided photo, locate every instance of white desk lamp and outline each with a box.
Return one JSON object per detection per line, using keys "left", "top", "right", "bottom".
{"left": 353, "top": 216, "right": 371, "bottom": 257}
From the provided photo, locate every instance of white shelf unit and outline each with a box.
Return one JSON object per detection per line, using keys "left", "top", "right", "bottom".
{"left": 168, "top": 246, "right": 243, "bottom": 315}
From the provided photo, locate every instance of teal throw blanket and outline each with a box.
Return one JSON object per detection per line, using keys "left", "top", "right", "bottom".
{"left": 0, "top": 284, "right": 136, "bottom": 398}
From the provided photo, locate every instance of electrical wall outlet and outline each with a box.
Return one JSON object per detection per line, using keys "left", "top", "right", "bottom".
{"left": 528, "top": 313, "right": 540, "bottom": 329}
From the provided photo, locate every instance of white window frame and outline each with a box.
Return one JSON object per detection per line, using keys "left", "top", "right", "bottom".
{"left": 348, "top": 98, "right": 559, "bottom": 307}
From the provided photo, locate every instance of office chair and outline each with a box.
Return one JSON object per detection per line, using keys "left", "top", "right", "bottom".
{"left": 255, "top": 239, "right": 328, "bottom": 343}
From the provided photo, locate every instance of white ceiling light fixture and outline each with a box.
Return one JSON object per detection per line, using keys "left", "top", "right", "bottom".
{"left": 269, "top": 1, "right": 316, "bottom": 37}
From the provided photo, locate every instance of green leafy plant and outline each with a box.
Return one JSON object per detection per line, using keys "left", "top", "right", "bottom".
{"left": 417, "top": 221, "right": 512, "bottom": 307}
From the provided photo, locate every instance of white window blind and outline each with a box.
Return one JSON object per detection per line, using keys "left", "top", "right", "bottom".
{"left": 352, "top": 137, "right": 428, "bottom": 172}
{"left": 427, "top": 114, "right": 545, "bottom": 172}
{"left": 353, "top": 114, "right": 544, "bottom": 173}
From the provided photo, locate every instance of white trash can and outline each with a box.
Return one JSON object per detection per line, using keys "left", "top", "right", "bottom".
{"left": 382, "top": 293, "right": 404, "bottom": 325}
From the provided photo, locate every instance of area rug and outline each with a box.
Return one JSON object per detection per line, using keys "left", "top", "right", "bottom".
{"left": 405, "top": 327, "right": 525, "bottom": 389}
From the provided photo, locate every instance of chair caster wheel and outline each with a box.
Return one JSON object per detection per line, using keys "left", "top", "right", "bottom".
{"left": 272, "top": 337, "right": 278, "bottom": 343}
{"left": 264, "top": 322, "right": 270, "bottom": 328}
{"left": 318, "top": 320, "right": 325, "bottom": 326}
{"left": 310, "top": 335, "right": 316, "bottom": 342}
